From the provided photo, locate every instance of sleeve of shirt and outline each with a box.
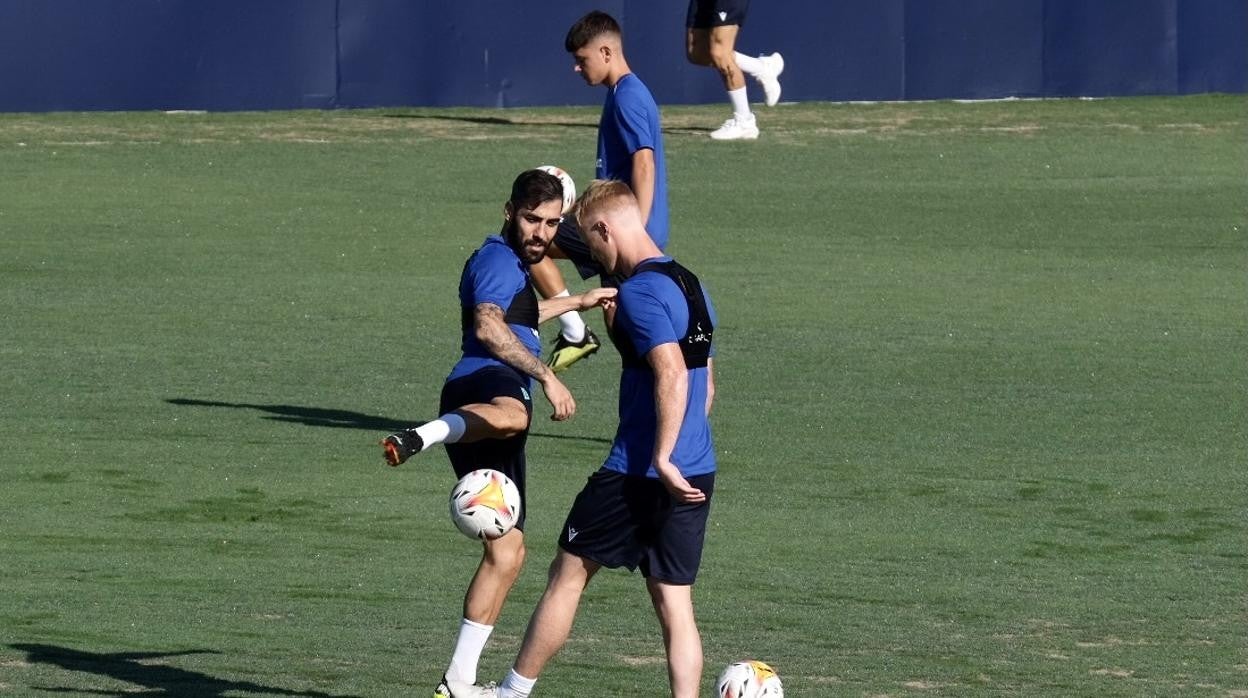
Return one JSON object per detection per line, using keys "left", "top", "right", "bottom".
{"left": 617, "top": 280, "right": 681, "bottom": 357}
{"left": 464, "top": 245, "right": 523, "bottom": 309}
{"left": 614, "top": 89, "right": 657, "bottom": 155}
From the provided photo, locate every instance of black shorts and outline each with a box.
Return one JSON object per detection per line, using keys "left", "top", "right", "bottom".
{"left": 553, "top": 218, "right": 601, "bottom": 281}
{"left": 558, "top": 468, "right": 715, "bottom": 585}
{"left": 687, "top": 0, "right": 750, "bottom": 28}
{"left": 553, "top": 218, "right": 626, "bottom": 288}
{"left": 439, "top": 364, "right": 534, "bottom": 530}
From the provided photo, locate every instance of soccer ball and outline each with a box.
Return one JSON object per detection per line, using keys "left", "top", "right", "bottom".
{"left": 449, "top": 469, "right": 522, "bottom": 540}
{"left": 716, "top": 660, "right": 784, "bottom": 698}
{"left": 536, "top": 165, "right": 576, "bottom": 214}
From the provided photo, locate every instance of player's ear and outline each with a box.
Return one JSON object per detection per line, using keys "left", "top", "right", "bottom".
{"left": 503, "top": 201, "right": 513, "bottom": 221}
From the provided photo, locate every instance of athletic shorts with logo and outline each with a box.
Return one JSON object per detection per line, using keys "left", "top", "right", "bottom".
{"left": 439, "top": 364, "right": 534, "bottom": 531}
{"left": 687, "top": 0, "right": 750, "bottom": 28}
{"left": 558, "top": 468, "right": 715, "bottom": 585}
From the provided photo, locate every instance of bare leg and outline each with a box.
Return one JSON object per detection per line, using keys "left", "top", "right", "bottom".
{"left": 707, "top": 25, "right": 744, "bottom": 91}
{"left": 512, "top": 550, "right": 600, "bottom": 679}
{"left": 464, "top": 527, "right": 526, "bottom": 624}
{"left": 529, "top": 255, "right": 569, "bottom": 300}
{"left": 647, "top": 578, "right": 703, "bottom": 698}
{"left": 454, "top": 396, "right": 529, "bottom": 442}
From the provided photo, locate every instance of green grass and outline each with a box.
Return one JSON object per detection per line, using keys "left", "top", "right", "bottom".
{"left": 1, "top": 95, "right": 1245, "bottom": 696}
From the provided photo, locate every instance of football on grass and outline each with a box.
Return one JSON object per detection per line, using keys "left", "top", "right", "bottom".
{"left": 449, "top": 469, "right": 521, "bottom": 540}
{"left": 716, "top": 660, "right": 784, "bottom": 698}
{"left": 536, "top": 165, "right": 576, "bottom": 214}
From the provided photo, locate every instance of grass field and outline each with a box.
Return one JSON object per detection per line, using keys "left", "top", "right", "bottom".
{"left": 2, "top": 95, "right": 1245, "bottom": 697}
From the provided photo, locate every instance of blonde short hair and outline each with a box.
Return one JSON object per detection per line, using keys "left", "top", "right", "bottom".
{"left": 574, "top": 179, "right": 636, "bottom": 229}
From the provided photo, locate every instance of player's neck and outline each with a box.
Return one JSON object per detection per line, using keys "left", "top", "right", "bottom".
{"left": 605, "top": 62, "right": 632, "bottom": 88}
{"left": 619, "top": 234, "right": 664, "bottom": 277}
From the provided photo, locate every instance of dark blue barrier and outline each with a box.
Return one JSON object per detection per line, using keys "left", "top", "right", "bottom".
{"left": 0, "top": 0, "right": 337, "bottom": 112}
{"left": 0, "top": 0, "right": 1243, "bottom": 112}
{"left": 1178, "top": 0, "right": 1248, "bottom": 93}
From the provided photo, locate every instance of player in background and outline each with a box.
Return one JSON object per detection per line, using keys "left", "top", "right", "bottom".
{"left": 685, "top": 0, "right": 785, "bottom": 140}
{"left": 449, "top": 179, "right": 717, "bottom": 698}
{"left": 528, "top": 10, "right": 671, "bottom": 371}
{"left": 379, "top": 169, "right": 615, "bottom": 698}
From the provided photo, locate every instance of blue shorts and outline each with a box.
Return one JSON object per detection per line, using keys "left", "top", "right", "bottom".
{"left": 558, "top": 468, "right": 715, "bottom": 585}
{"left": 687, "top": 0, "right": 750, "bottom": 28}
{"left": 439, "top": 364, "right": 534, "bottom": 531}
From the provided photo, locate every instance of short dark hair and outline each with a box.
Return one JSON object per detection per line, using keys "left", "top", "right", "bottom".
{"left": 510, "top": 169, "right": 564, "bottom": 213}
{"left": 565, "top": 11, "right": 621, "bottom": 52}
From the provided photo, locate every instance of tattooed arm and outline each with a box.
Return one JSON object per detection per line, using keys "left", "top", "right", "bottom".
{"left": 474, "top": 302, "right": 575, "bottom": 421}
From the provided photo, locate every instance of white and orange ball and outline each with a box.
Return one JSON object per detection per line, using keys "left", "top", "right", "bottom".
{"left": 716, "top": 660, "right": 784, "bottom": 698}
{"left": 449, "top": 469, "right": 521, "bottom": 540}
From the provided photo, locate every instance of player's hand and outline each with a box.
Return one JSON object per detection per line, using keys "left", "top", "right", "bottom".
{"left": 654, "top": 458, "right": 705, "bottom": 504}
{"left": 578, "top": 287, "right": 618, "bottom": 311}
{"left": 541, "top": 375, "right": 576, "bottom": 421}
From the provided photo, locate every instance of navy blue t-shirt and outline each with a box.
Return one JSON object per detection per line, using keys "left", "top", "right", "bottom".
{"left": 447, "top": 235, "right": 541, "bottom": 382}
{"left": 598, "top": 73, "right": 669, "bottom": 250}
{"left": 603, "top": 257, "right": 717, "bottom": 478}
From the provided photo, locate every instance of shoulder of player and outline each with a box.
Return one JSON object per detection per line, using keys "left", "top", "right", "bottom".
{"left": 470, "top": 236, "right": 521, "bottom": 268}
{"left": 612, "top": 76, "right": 658, "bottom": 111}
{"left": 619, "top": 269, "right": 677, "bottom": 305}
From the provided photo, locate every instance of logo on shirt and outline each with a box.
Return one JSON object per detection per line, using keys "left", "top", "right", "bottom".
{"left": 718, "top": 11, "right": 727, "bottom": 21}
{"left": 566, "top": 527, "right": 580, "bottom": 542}
{"left": 521, "top": 387, "right": 531, "bottom": 403}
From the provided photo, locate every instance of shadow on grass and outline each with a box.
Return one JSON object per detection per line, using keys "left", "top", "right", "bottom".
{"left": 380, "top": 112, "right": 714, "bottom": 135}
{"left": 9, "top": 644, "right": 357, "bottom": 697}
{"left": 165, "top": 398, "right": 611, "bottom": 444}
{"left": 382, "top": 112, "right": 597, "bottom": 130}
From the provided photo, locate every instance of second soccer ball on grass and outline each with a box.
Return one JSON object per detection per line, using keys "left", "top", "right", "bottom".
{"left": 716, "top": 660, "right": 784, "bottom": 698}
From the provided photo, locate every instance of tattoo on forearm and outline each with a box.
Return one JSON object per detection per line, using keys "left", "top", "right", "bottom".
{"left": 476, "top": 304, "right": 549, "bottom": 380}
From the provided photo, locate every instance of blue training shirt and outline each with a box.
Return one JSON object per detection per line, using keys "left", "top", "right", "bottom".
{"left": 603, "top": 257, "right": 717, "bottom": 478}
{"left": 447, "top": 235, "right": 541, "bottom": 382}
{"left": 598, "top": 73, "right": 669, "bottom": 250}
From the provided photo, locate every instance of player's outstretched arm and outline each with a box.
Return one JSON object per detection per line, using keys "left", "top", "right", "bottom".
{"left": 474, "top": 302, "right": 576, "bottom": 421}
{"left": 536, "top": 287, "right": 617, "bottom": 324}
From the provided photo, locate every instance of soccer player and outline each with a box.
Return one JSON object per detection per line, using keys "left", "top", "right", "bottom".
{"left": 528, "top": 10, "right": 672, "bottom": 371}
{"left": 449, "top": 179, "right": 717, "bottom": 698}
{"left": 685, "top": 0, "right": 785, "bottom": 140}
{"left": 379, "top": 169, "right": 616, "bottom": 698}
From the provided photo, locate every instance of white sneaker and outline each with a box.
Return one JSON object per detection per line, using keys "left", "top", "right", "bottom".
{"left": 756, "top": 52, "right": 785, "bottom": 107}
{"left": 710, "top": 114, "right": 759, "bottom": 140}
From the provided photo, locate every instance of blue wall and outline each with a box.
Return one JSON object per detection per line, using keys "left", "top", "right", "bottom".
{"left": 1, "top": 0, "right": 1243, "bottom": 112}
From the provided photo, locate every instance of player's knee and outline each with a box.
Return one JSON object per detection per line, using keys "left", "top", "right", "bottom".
{"left": 710, "top": 49, "right": 736, "bottom": 76}
{"left": 487, "top": 537, "right": 526, "bottom": 574}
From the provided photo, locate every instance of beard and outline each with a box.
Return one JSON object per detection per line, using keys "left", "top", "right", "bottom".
{"left": 506, "top": 218, "right": 549, "bottom": 264}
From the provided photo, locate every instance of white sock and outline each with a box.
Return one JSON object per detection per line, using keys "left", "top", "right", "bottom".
{"left": 445, "top": 618, "right": 494, "bottom": 685}
{"left": 734, "top": 51, "right": 764, "bottom": 76}
{"left": 414, "top": 413, "right": 467, "bottom": 451}
{"left": 497, "top": 668, "right": 537, "bottom": 698}
{"left": 553, "top": 289, "right": 586, "bottom": 343}
{"left": 727, "top": 87, "right": 751, "bottom": 119}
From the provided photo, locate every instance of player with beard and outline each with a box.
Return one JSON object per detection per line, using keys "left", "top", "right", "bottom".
{"left": 379, "top": 169, "right": 616, "bottom": 698}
